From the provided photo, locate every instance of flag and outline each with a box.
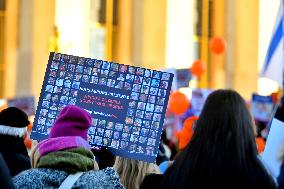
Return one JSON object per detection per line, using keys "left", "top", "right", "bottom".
{"left": 261, "top": 1, "right": 284, "bottom": 87}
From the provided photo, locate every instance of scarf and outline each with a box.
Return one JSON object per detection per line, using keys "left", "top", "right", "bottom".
{"left": 36, "top": 147, "right": 95, "bottom": 174}
{"left": 30, "top": 136, "right": 90, "bottom": 167}
{"left": 38, "top": 136, "right": 91, "bottom": 156}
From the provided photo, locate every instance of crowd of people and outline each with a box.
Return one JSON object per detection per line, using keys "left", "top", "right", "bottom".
{"left": 0, "top": 89, "right": 283, "bottom": 188}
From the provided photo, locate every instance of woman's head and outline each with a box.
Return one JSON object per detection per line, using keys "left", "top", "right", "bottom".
{"left": 191, "top": 89, "right": 257, "bottom": 158}
{"left": 161, "top": 89, "right": 275, "bottom": 188}
{"left": 0, "top": 107, "right": 30, "bottom": 138}
{"left": 114, "top": 157, "right": 159, "bottom": 189}
{"left": 31, "top": 106, "right": 97, "bottom": 171}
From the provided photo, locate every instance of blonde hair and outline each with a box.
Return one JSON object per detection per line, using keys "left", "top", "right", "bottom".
{"left": 113, "top": 156, "right": 160, "bottom": 189}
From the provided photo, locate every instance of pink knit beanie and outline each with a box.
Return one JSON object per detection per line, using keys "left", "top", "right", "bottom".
{"left": 49, "top": 105, "right": 92, "bottom": 140}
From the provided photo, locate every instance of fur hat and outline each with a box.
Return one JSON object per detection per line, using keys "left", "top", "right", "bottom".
{"left": 49, "top": 105, "right": 92, "bottom": 140}
{"left": 0, "top": 107, "right": 30, "bottom": 137}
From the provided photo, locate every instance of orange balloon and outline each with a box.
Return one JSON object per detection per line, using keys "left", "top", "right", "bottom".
{"left": 191, "top": 59, "right": 206, "bottom": 77}
{"left": 209, "top": 37, "right": 226, "bottom": 54}
{"left": 169, "top": 91, "right": 190, "bottom": 115}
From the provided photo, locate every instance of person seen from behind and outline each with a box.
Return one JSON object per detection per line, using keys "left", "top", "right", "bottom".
{"left": 114, "top": 156, "right": 160, "bottom": 189}
{"left": 160, "top": 89, "right": 276, "bottom": 188}
{"left": 0, "top": 107, "right": 31, "bottom": 177}
{"left": 13, "top": 105, "right": 124, "bottom": 189}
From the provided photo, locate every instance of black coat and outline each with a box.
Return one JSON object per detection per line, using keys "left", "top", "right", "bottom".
{"left": 0, "top": 135, "right": 31, "bottom": 177}
{"left": 0, "top": 152, "right": 15, "bottom": 189}
{"left": 277, "top": 163, "right": 284, "bottom": 189}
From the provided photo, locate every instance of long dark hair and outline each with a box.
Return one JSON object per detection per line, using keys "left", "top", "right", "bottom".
{"left": 160, "top": 89, "right": 275, "bottom": 188}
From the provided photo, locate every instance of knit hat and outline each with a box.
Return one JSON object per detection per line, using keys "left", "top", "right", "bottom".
{"left": 176, "top": 116, "right": 198, "bottom": 150}
{"left": 49, "top": 105, "right": 92, "bottom": 140}
{"left": 0, "top": 107, "right": 30, "bottom": 137}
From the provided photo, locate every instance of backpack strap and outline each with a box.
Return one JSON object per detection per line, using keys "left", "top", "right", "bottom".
{"left": 58, "top": 172, "right": 84, "bottom": 189}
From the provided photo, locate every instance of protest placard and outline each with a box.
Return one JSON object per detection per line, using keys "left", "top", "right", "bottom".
{"left": 31, "top": 52, "right": 174, "bottom": 162}
{"left": 162, "top": 68, "right": 191, "bottom": 90}
{"left": 251, "top": 94, "right": 274, "bottom": 122}
{"left": 176, "top": 69, "right": 192, "bottom": 89}
{"left": 190, "top": 89, "right": 212, "bottom": 116}
{"left": 262, "top": 117, "right": 284, "bottom": 178}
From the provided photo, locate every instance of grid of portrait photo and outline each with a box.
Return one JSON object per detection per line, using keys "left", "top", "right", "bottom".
{"left": 31, "top": 52, "right": 173, "bottom": 162}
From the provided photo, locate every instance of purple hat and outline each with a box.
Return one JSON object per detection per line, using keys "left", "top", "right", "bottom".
{"left": 49, "top": 105, "right": 92, "bottom": 140}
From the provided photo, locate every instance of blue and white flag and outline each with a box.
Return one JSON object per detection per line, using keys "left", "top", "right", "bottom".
{"left": 261, "top": 1, "right": 284, "bottom": 87}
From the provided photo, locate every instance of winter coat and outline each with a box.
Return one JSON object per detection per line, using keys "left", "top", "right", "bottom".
{"left": 277, "top": 163, "right": 284, "bottom": 189}
{"left": 13, "top": 167, "right": 124, "bottom": 189}
{"left": 0, "top": 135, "right": 31, "bottom": 177}
{"left": 0, "top": 152, "right": 15, "bottom": 189}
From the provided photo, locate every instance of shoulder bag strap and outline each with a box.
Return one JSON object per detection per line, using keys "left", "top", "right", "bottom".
{"left": 58, "top": 172, "right": 84, "bottom": 189}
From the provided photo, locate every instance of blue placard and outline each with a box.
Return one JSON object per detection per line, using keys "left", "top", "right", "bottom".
{"left": 251, "top": 94, "right": 274, "bottom": 122}
{"left": 190, "top": 89, "right": 213, "bottom": 116}
{"left": 176, "top": 69, "right": 192, "bottom": 89}
{"left": 31, "top": 52, "right": 174, "bottom": 163}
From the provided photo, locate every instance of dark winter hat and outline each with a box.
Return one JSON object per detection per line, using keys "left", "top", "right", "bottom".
{"left": 49, "top": 105, "right": 92, "bottom": 140}
{"left": 0, "top": 107, "right": 30, "bottom": 128}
